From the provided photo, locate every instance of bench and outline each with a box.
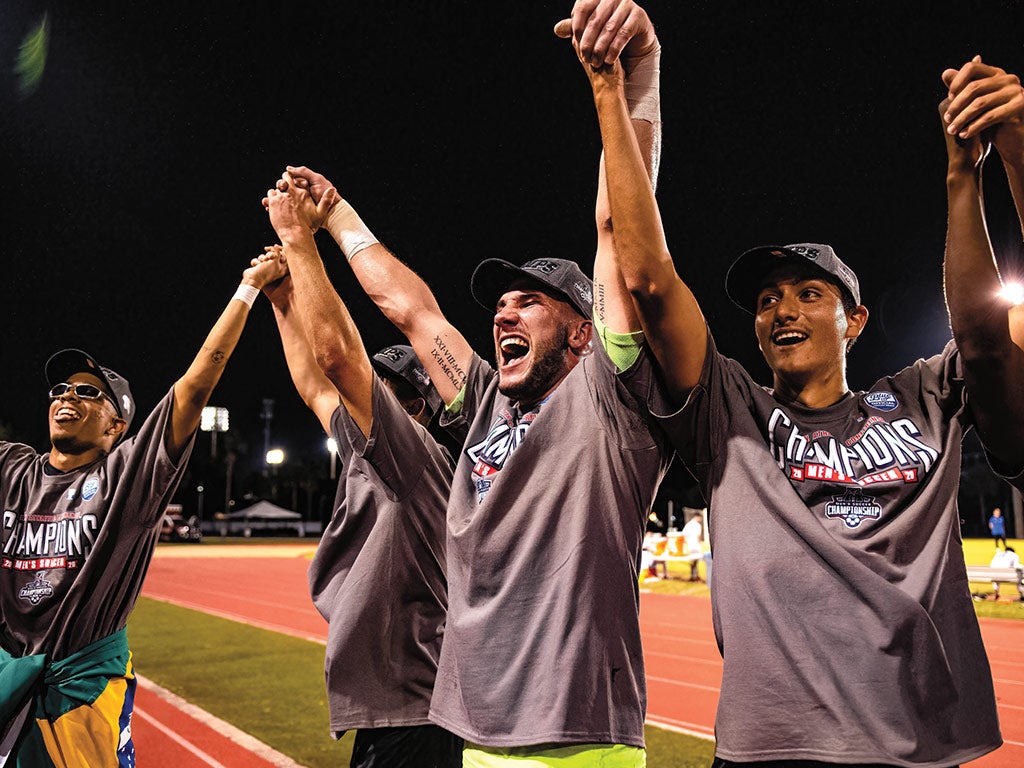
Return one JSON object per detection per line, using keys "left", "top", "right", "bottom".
{"left": 965, "top": 564, "right": 1024, "bottom": 600}
{"left": 646, "top": 533, "right": 706, "bottom": 580}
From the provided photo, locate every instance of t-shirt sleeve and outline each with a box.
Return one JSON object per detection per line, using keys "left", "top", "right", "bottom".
{"left": 908, "top": 340, "right": 966, "bottom": 413}
{"left": 0, "top": 442, "right": 40, "bottom": 498}
{"left": 332, "top": 373, "right": 435, "bottom": 499}
{"left": 619, "top": 331, "right": 759, "bottom": 490}
{"left": 108, "top": 387, "right": 195, "bottom": 528}
{"left": 907, "top": 340, "right": 1024, "bottom": 484}
{"left": 0, "top": 442, "right": 37, "bottom": 472}
{"left": 579, "top": 341, "right": 667, "bottom": 452}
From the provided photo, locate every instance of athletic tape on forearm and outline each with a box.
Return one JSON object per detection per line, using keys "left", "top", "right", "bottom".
{"left": 324, "top": 198, "right": 379, "bottom": 261}
{"left": 624, "top": 42, "right": 661, "bottom": 125}
{"left": 233, "top": 283, "right": 260, "bottom": 308}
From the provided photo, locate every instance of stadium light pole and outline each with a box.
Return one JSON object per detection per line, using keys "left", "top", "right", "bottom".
{"left": 200, "top": 406, "right": 229, "bottom": 459}
{"left": 326, "top": 437, "right": 338, "bottom": 481}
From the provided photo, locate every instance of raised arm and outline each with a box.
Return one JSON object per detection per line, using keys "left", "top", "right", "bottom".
{"left": 283, "top": 165, "right": 473, "bottom": 407}
{"left": 558, "top": 2, "right": 707, "bottom": 396}
{"left": 258, "top": 250, "right": 341, "bottom": 434}
{"left": 170, "top": 255, "right": 287, "bottom": 461}
{"left": 557, "top": 1, "right": 659, "bottom": 336}
{"left": 264, "top": 181, "right": 383, "bottom": 436}
{"left": 940, "top": 58, "right": 1024, "bottom": 468}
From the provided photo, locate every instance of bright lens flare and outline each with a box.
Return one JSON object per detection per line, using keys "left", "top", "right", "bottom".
{"left": 999, "top": 283, "right": 1024, "bottom": 305}
{"left": 15, "top": 14, "right": 49, "bottom": 98}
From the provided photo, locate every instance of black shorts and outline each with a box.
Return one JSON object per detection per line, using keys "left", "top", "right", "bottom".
{"left": 351, "top": 724, "right": 463, "bottom": 768}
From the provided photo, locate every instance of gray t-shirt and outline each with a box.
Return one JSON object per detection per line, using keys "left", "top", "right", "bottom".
{"left": 430, "top": 346, "right": 672, "bottom": 748}
{"left": 308, "top": 374, "right": 453, "bottom": 735}
{"left": 642, "top": 335, "right": 1009, "bottom": 767}
{"left": 0, "top": 388, "right": 192, "bottom": 659}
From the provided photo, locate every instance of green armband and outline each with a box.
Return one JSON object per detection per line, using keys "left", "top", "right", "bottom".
{"left": 594, "top": 314, "right": 645, "bottom": 373}
{"left": 445, "top": 385, "right": 467, "bottom": 416}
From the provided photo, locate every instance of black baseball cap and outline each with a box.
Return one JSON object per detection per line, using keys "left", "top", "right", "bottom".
{"left": 371, "top": 345, "right": 443, "bottom": 416}
{"left": 725, "top": 243, "right": 861, "bottom": 313}
{"left": 45, "top": 349, "right": 136, "bottom": 434}
{"left": 471, "top": 257, "right": 594, "bottom": 319}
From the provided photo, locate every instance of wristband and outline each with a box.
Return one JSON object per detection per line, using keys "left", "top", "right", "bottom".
{"left": 624, "top": 42, "right": 661, "bottom": 125}
{"left": 233, "top": 283, "right": 260, "bottom": 308}
{"left": 324, "top": 197, "right": 379, "bottom": 261}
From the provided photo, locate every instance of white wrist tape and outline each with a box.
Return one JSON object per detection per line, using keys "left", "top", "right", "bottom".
{"left": 233, "top": 283, "right": 260, "bottom": 308}
{"left": 324, "top": 198, "right": 379, "bottom": 261}
{"left": 624, "top": 42, "right": 661, "bottom": 125}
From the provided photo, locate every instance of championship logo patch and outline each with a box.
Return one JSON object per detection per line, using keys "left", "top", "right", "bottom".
{"left": 19, "top": 571, "right": 54, "bottom": 605}
{"left": 864, "top": 391, "right": 899, "bottom": 412}
{"left": 82, "top": 477, "right": 100, "bottom": 500}
{"left": 825, "top": 488, "right": 882, "bottom": 529}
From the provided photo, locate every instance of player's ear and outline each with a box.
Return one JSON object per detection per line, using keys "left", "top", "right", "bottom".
{"left": 846, "top": 305, "right": 868, "bottom": 338}
{"left": 843, "top": 304, "right": 868, "bottom": 354}
{"left": 570, "top": 319, "right": 593, "bottom": 356}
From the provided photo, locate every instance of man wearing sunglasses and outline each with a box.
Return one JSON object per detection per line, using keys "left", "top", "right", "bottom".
{"left": 0, "top": 256, "right": 286, "bottom": 766}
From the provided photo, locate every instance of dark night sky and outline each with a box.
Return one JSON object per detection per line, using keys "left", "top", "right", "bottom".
{"left": 3, "top": 1, "right": 1024, "bottom": 511}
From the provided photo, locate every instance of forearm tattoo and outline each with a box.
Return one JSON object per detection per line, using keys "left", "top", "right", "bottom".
{"left": 596, "top": 282, "right": 606, "bottom": 323}
{"left": 432, "top": 335, "right": 467, "bottom": 390}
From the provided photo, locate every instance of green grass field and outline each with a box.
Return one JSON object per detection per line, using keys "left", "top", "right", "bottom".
{"left": 128, "top": 598, "right": 716, "bottom": 767}
{"left": 128, "top": 537, "right": 1018, "bottom": 767}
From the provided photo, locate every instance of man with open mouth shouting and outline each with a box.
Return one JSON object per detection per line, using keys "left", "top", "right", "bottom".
{"left": 281, "top": 5, "right": 671, "bottom": 764}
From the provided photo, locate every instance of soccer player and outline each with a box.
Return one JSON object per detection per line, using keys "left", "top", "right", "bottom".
{"left": 569, "top": 7, "right": 1024, "bottom": 763}
{"left": 280, "top": 5, "right": 669, "bottom": 762}
{"left": 261, "top": 182, "right": 460, "bottom": 766}
{"left": 0, "top": 255, "right": 286, "bottom": 765}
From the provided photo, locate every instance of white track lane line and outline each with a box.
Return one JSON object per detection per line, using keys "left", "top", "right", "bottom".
{"left": 135, "top": 674, "right": 308, "bottom": 768}
{"left": 133, "top": 707, "right": 229, "bottom": 768}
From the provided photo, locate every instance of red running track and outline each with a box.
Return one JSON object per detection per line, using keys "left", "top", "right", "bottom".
{"left": 132, "top": 674, "right": 302, "bottom": 768}
{"left": 139, "top": 546, "right": 1023, "bottom": 767}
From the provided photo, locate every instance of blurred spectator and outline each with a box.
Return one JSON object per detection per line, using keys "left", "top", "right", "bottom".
{"left": 989, "top": 507, "right": 1007, "bottom": 549}
{"left": 681, "top": 513, "right": 704, "bottom": 582}
{"left": 989, "top": 546, "right": 1020, "bottom": 600}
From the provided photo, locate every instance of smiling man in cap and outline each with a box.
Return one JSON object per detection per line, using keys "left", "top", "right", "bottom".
{"left": 575, "top": 21, "right": 1024, "bottom": 767}
{"left": 0, "top": 256, "right": 285, "bottom": 766}
{"left": 44, "top": 349, "right": 136, "bottom": 462}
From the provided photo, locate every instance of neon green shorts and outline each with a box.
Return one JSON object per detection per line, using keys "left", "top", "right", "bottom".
{"left": 463, "top": 742, "right": 646, "bottom": 767}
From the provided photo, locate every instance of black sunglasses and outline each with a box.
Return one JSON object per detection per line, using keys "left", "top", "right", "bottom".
{"left": 48, "top": 382, "right": 112, "bottom": 404}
